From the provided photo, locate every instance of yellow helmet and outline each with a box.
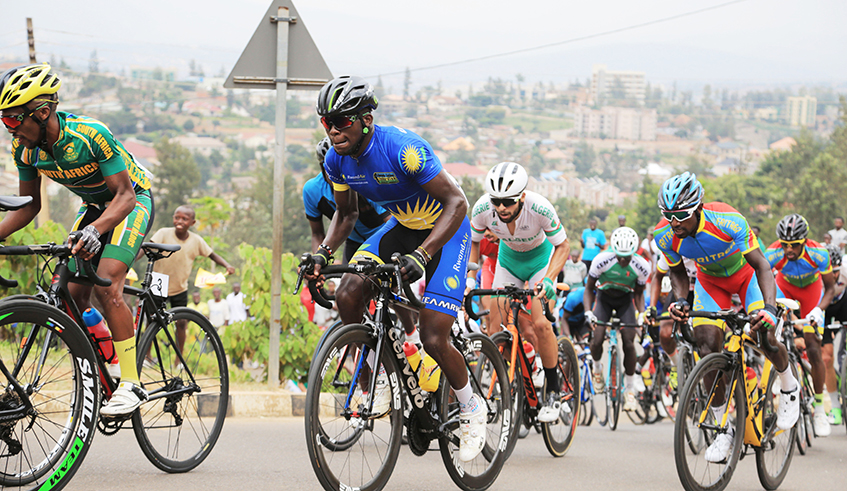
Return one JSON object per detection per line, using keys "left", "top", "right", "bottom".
{"left": 0, "top": 63, "right": 62, "bottom": 110}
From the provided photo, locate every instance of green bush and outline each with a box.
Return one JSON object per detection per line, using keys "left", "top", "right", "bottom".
{"left": 220, "top": 243, "right": 320, "bottom": 385}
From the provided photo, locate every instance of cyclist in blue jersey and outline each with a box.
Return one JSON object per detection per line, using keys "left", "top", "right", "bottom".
{"left": 560, "top": 286, "right": 587, "bottom": 341}
{"left": 656, "top": 172, "right": 799, "bottom": 462}
{"left": 305, "top": 76, "right": 484, "bottom": 462}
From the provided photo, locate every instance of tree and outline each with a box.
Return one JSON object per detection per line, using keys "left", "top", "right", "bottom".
{"left": 153, "top": 138, "right": 201, "bottom": 227}
{"left": 89, "top": 50, "right": 99, "bottom": 73}
{"left": 793, "top": 153, "right": 847, "bottom": 239}
{"left": 183, "top": 119, "right": 195, "bottom": 132}
{"left": 573, "top": 141, "right": 596, "bottom": 177}
{"left": 702, "top": 84, "right": 713, "bottom": 109}
{"left": 459, "top": 177, "right": 484, "bottom": 218}
{"left": 629, "top": 178, "right": 662, "bottom": 236}
{"left": 553, "top": 197, "right": 591, "bottom": 242}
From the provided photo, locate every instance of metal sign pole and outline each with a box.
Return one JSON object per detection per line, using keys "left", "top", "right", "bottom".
{"left": 268, "top": 6, "right": 290, "bottom": 388}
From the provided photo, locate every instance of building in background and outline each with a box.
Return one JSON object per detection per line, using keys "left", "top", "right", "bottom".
{"left": 785, "top": 96, "right": 817, "bottom": 127}
{"left": 589, "top": 64, "right": 646, "bottom": 105}
{"left": 574, "top": 106, "right": 657, "bottom": 141}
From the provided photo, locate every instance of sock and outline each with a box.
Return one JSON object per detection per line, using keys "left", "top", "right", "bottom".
{"left": 777, "top": 367, "right": 798, "bottom": 393}
{"left": 455, "top": 381, "right": 475, "bottom": 410}
{"left": 635, "top": 362, "right": 643, "bottom": 373}
{"left": 829, "top": 391, "right": 841, "bottom": 411}
{"left": 669, "top": 349, "right": 679, "bottom": 367}
{"left": 405, "top": 326, "right": 421, "bottom": 346}
{"left": 712, "top": 403, "right": 733, "bottom": 433}
{"left": 814, "top": 393, "right": 824, "bottom": 410}
{"left": 624, "top": 374, "right": 636, "bottom": 391}
{"left": 594, "top": 361, "right": 603, "bottom": 375}
{"left": 544, "top": 367, "right": 559, "bottom": 394}
{"left": 113, "top": 338, "right": 139, "bottom": 385}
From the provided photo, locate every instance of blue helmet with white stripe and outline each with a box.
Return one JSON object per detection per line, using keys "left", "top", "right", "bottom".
{"left": 658, "top": 172, "right": 704, "bottom": 211}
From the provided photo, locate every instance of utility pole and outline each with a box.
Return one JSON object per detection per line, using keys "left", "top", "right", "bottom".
{"left": 26, "top": 18, "right": 51, "bottom": 228}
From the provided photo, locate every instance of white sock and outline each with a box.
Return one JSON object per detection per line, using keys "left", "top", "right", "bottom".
{"left": 711, "top": 403, "right": 732, "bottom": 432}
{"left": 455, "top": 381, "right": 475, "bottom": 410}
{"left": 405, "top": 327, "right": 421, "bottom": 346}
{"left": 625, "top": 374, "right": 636, "bottom": 391}
{"left": 777, "top": 368, "right": 798, "bottom": 393}
{"left": 669, "top": 350, "right": 679, "bottom": 367}
{"left": 593, "top": 361, "right": 604, "bottom": 375}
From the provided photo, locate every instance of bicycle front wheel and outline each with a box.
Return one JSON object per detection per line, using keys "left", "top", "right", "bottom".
{"left": 439, "top": 333, "right": 511, "bottom": 491}
{"left": 0, "top": 299, "right": 100, "bottom": 491}
{"left": 607, "top": 347, "right": 622, "bottom": 431}
{"left": 486, "top": 330, "right": 523, "bottom": 461}
{"left": 132, "top": 307, "right": 229, "bottom": 473}
{"left": 674, "top": 353, "right": 744, "bottom": 491}
{"left": 755, "top": 364, "right": 797, "bottom": 490}
{"left": 541, "top": 335, "right": 580, "bottom": 457}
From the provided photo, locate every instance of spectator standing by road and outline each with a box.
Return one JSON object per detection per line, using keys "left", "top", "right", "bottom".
{"left": 226, "top": 282, "right": 249, "bottom": 323}
{"left": 580, "top": 218, "right": 606, "bottom": 270}
{"left": 824, "top": 233, "right": 833, "bottom": 245}
{"left": 207, "top": 286, "right": 230, "bottom": 331}
{"left": 190, "top": 290, "right": 210, "bottom": 317}
{"left": 617, "top": 214, "right": 627, "bottom": 228}
{"left": 563, "top": 249, "right": 588, "bottom": 289}
{"left": 828, "top": 217, "right": 847, "bottom": 253}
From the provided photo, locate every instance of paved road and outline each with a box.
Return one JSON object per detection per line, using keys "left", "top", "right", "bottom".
{"left": 68, "top": 416, "right": 846, "bottom": 490}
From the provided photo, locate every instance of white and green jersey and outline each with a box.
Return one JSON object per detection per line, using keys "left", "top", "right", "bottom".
{"left": 588, "top": 251, "right": 650, "bottom": 293}
{"left": 471, "top": 191, "right": 567, "bottom": 283}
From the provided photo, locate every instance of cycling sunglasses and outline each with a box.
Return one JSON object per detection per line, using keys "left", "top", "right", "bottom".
{"left": 320, "top": 113, "right": 367, "bottom": 131}
{"left": 490, "top": 196, "right": 521, "bottom": 207}
{"left": 779, "top": 239, "right": 805, "bottom": 247}
{"left": 662, "top": 207, "right": 697, "bottom": 222}
{"left": 1, "top": 101, "right": 50, "bottom": 130}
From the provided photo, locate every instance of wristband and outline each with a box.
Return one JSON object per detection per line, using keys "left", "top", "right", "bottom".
{"left": 411, "top": 250, "right": 428, "bottom": 267}
{"left": 763, "top": 304, "right": 778, "bottom": 316}
{"left": 416, "top": 246, "right": 432, "bottom": 263}
{"left": 318, "top": 243, "right": 333, "bottom": 256}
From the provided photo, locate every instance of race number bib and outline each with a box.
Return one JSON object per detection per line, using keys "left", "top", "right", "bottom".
{"left": 151, "top": 272, "right": 169, "bottom": 298}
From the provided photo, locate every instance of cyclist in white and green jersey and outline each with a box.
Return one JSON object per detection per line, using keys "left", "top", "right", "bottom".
{"left": 467, "top": 162, "right": 570, "bottom": 422}
{"left": 583, "top": 227, "right": 650, "bottom": 412}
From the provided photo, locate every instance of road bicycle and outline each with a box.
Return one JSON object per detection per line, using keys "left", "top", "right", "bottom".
{"left": 628, "top": 329, "right": 677, "bottom": 425}
{"left": 0, "top": 231, "right": 228, "bottom": 476}
{"left": 590, "top": 317, "right": 640, "bottom": 431}
{"left": 466, "top": 285, "right": 580, "bottom": 458}
{"left": 573, "top": 335, "right": 600, "bottom": 426}
{"left": 297, "top": 254, "right": 511, "bottom": 491}
{"left": 673, "top": 307, "right": 797, "bottom": 491}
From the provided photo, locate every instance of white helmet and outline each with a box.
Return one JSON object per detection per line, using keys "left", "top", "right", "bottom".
{"left": 610, "top": 227, "right": 639, "bottom": 257}
{"left": 485, "top": 162, "right": 528, "bottom": 198}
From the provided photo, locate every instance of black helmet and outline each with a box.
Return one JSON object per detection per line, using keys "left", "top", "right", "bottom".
{"left": 316, "top": 76, "right": 378, "bottom": 117}
{"left": 316, "top": 137, "right": 331, "bottom": 164}
{"left": 776, "top": 214, "right": 809, "bottom": 241}
{"left": 826, "top": 244, "right": 842, "bottom": 267}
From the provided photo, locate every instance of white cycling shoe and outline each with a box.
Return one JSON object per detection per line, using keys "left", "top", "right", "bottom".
{"left": 101, "top": 381, "right": 147, "bottom": 417}
{"left": 776, "top": 386, "right": 800, "bottom": 431}
{"left": 814, "top": 409, "right": 831, "bottom": 437}
{"left": 623, "top": 390, "right": 638, "bottom": 412}
{"left": 458, "top": 394, "right": 487, "bottom": 462}
{"left": 537, "top": 391, "right": 562, "bottom": 423}
{"left": 370, "top": 369, "right": 391, "bottom": 416}
{"left": 705, "top": 428, "right": 734, "bottom": 463}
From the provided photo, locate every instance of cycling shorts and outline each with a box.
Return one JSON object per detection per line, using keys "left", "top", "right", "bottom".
{"left": 693, "top": 263, "right": 764, "bottom": 328}
{"left": 776, "top": 273, "right": 823, "bottom": 336}
{"left": 70, "top": 189, "right": 154, "bottom": 270}
{"left": 352, "top": 216, "right": 471, "bottom": 318}
{"left": 593, "top": 289, "right": 637, "bottom": 326}
{"left": 493, "top": 240, "right": 553, "bottom": 291}
{"left": 824, "top": 293, "right": 847, "bottom": 345}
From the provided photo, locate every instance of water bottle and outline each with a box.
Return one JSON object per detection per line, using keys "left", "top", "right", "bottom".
{"left": 523, "top": 341, "right": 536, "bottom": 368}
{"left": 641, "top": 358, "right": 653, "bottom": 387}
{"left": 419, "top": 352, "right": 441, "bottom": 392}
{"left": 745, "top": 366, "right": 760, "bottom": 402}
{"left": 82, "top": 308, "right": 116, "bottom": 364}
{"left": 403, "top": 342, "right": 422, "bottom": 372}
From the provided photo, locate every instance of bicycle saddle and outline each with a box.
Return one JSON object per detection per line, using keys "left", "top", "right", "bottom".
{"left": 0, "top": 195, "right": 33, "bottom": 212}
{"left": 141, "top": 242, "right": 181, "bottom": 252}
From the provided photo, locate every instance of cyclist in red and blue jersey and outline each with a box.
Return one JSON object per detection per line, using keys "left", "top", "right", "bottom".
{"left": 306, "top": 76, "right": 484, "bottom": 462}
{"left": 655, "top": 172, "right": 799, "bottom": 463}
{"left": 766, "top": 213, "right": 836, "bottom": 437}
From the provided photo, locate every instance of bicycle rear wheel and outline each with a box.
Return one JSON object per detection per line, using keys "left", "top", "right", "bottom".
{"left": 0, "top": 299, "right": 100, "bottom": 491}
{"left": 132, "top": 307, "right": 229, "bottom": 473}
{"left": 674, "top": 353, "right": 744, "bottom": 491}
{"left": 305, "top": 323, "right": 402, "bottom": 491}
{"left": 755, "top": 364, "right": 797, "bottom": 490}
{"left": 439, "top": 333, "right": 511, "bottom": 491}
{"left": 541, "top": 335, "right": 580, "bottom": 457}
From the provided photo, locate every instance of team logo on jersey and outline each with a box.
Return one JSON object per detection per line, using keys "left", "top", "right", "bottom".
{"left": 63, "top": 142, "right": 79, "bottom": 161}
{"left": 444, "top": 275, "right": 460, "bottom": 291}
{"left": 400, "top": 145, "right": 425, "bottom": 174}
{"left": 373, "top": 172, "right": 399, "bottom": 185}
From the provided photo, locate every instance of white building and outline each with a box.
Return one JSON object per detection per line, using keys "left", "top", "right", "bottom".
{"left": 574, "top": 106, "right": 657, "bottom": 141}
{"left": 589, "top": 64, "right": 646, "bottom": 105}
{"left": 785, "top": 96, "right": 817, "bottom": 127}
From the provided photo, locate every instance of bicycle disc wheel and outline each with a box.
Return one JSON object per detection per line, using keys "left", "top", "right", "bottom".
{"left": 305, "top": 324, "right": 402, "bottom": 491}
{"left": 485, "top": 331, "right": 522, "bottom": 461}
{"left": 674, "top": 353, "right": 744, "bottom": 491}
{"left": 755, "top": 365, "right": 797, "bottom": 490}
{"left": 541, "top": 335, "right": 580, "bottom": 457}
{"left": 0, "top": 299, "right": 99, "bottom": 491}
{"left": 439, "top": 333, "right": 511, "bottom": 491}
{"left": 132, "top": 307, "right": 229, "bottom": 473}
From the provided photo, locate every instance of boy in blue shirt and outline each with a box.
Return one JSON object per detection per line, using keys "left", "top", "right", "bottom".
{"left": 580, "top": 218, "right": 606, "bottom": 269}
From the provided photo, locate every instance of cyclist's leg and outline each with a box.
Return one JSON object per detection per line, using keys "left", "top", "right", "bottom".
{"left": 487, "top": 257, "right": 521, "bottom": 334}
{"left": 525, "top": 265, "right": 559, "bottom": 391}
{"left": 742, "top": 269, "right": 791, "bottom": 372}
{"left": 589, "top": 291, "right": 613, "bottom": 363}
{"left": 167, "top": 290, "right": 189, "bottom": 354}
{"left": 616, "top": 296, "right": 638, "bottom": 376}
{"left": 821, "top": 327, "right": 841, "bottom": 423}
{"left": 781, "top": 276, "right": 826, "bottom": 393}
{"left": 691, "top": 273, "right": 731, "bottom": 406}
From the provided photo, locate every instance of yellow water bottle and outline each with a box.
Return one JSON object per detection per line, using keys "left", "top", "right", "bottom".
{"left": 419, "top": 353, "right": 442, "bottom": 392}
{"left": 641, "top": 358, "right": 653, "bottom": 387}
{"left": 403, "top": 342, "right": 422, "bottom": 371}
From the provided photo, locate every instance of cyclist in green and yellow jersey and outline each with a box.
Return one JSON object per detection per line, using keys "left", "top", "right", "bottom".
{"left": 0, "top": 63, "right": 153, "bottom": 416}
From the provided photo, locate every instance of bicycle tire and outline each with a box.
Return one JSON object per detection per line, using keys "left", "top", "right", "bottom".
{"left": 541, "top": 335, "right": 580, "bottom": 457}
{"left": 132, "top": 307, "right": 229, "bottom": 473}
{"left": 841, "top": 346, "right": 847, "bottom": 435}
{"left": 679, "top": 344, "right": 695, "bottom": 393}
{"left": 755, "top": 364, "right": 797, "bottom": 490}
{"left": 305, "top": 323, "right": 402, "bottom": 491}
{"left": 439, "top": 332, "right": 511, "bottom": 491}
{"left": 579, "top": 361, "right": 596, "bottom": 427}
{"left": 674, "top": 352, "right": 745, "bottom": 491}
{"left": 485, "top": 331, "right": 522, "bottom": 461}
{"left": 0, "top": 299, "right": 100, "bottom": 491}
{"left": 608, "top": 348, "right": 622, "bottom": 431}
{"left": 658, "top": 359, "right": 678, "bottom": 422}
{"left": 310, "top": 319, "right": 343, "bottom": 371}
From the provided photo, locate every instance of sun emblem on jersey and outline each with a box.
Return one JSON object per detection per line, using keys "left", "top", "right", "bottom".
{"left": 392, "top": 197, "right": 442, "bottom": 229}
{"left": 444, "top": 275, "right": 460, "bottom": 291}
{"left": 399, "top": 145, "right": 425, "bottom": 174}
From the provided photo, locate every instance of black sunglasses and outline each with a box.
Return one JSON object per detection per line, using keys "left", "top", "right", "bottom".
{"left": 490, "top": 196, "right": 520, "bottom": 207}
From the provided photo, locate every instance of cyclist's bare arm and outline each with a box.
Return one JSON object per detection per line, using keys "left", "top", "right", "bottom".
{"left": 743, "top": 248, "right": 777, "bottom": 332}
{"left": 467, "top": 240, "right": 481, "bottom": 286}
{"left": 70, "top": 171, "right": 136, "bottom": 259}
{"left": 310, "top": 187, "right": 358, "bottom": 278}
{"left": 583, "top": 275, "right": 597, "bottom": 312}
{"left": 633, "top": 283, "right": 645, "bottom": 314}
{"left": 818, "top": 270, "right": 836, "bottom": 311}
{"left": 649, "top": 269, "right": 663, "bottom": 309}
{"left": 667, "top": 262, "right": 690, "bottom": 321}
{"left": 416, "top": 171, "right": 468, "bottom": 257}
{"left": 308, "top": 216, "right": 327, "bottom": 253}
{"left": 0, "top": 177, "right": 41, "bottom": 241}
{"left": 545, "top": 239, "right": 570, "bottom": 282}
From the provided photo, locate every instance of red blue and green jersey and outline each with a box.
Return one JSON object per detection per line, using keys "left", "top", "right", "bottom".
{"left": 654, "top": 202, "right": 759, "bottom": 278}
{"left": 765, "top": 239, "right": 831, "bottom": 287}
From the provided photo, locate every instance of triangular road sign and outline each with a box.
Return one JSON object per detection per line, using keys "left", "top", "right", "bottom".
{"left": 224, "top": 0, "right": 332, "bottom": 90}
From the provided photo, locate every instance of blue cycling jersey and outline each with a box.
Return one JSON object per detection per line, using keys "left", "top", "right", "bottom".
{"left": 562, "top": 287, "right": 586, "bottom": 323}
{"left": 324, "top": 125, "right": 443, "bottom": 230}
{"left": 302, "top": 174, "right": 389, "bottom": 244}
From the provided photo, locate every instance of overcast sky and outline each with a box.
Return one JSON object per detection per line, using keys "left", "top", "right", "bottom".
{"left": 2, "top": 0, "right": 846, "bottom": 92}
